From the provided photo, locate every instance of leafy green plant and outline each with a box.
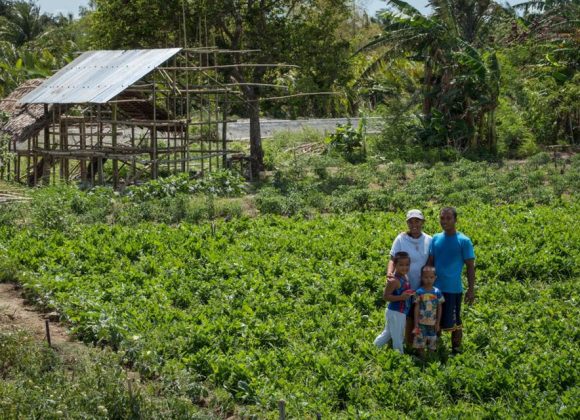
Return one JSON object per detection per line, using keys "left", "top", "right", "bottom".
{"left": 1, "top": 200, "right": 578, "bottom": 417}
{"left": 325, "top": 119, "right": 367, "bottom": 163}
{"left": 126, "top": 170, "right": 246, "bottom": 201}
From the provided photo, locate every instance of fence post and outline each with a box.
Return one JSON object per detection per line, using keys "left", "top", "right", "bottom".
{"left": 45, "top": 320, "right": 52, "bottom": 348}
{"left": 278, "top": 400, "right": 286, "bottom": 420}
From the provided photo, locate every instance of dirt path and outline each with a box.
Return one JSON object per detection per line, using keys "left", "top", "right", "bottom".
{"left": 0, "top": 282, "right": 72, "bottom": 347}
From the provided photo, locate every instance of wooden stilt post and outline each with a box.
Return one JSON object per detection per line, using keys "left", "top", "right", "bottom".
{"left": 112, "top": 103, "right": 118, "bottom": 189}
{"left": 97, "top": 105, "right": 104, "bottom": 185}
{"left": 32, "top": 134, "right": 38, "bottom": 186}
{"left": 42, "top": 104, "right": 51, "bottom": 185}
{"left": 61, "top": 115, "right": 69, "bottom": 182}
{"left": 80, "top": 120, "right": 87, "bottom": 186}
{"left": 45, "top": 320, "right": 52, "bottom": 348}
{"left": 222, "top": 92, "right": 229, "bottom": 168}
{"left": 131, "top": 126, "right": 136, "bottom": 181}
{"left": 13, "top": 138, "right": 19, "bottom": 183}
{"left": 26, "top": 134, "right": 31, "bottom": 184}
{"left": 152, "top": 80, "right": 158, "bottom": 179}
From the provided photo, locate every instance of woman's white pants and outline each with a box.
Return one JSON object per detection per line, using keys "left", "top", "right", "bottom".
{"left": 374, "top": 309, "right": 406, "bottom": 354}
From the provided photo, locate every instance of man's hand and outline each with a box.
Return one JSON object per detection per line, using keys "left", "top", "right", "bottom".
{"left": 435, "top": 324, "right": 441, "bottom": 333}
{"left": 465, "top": 287, "right": 475, "bottom": 305}
{"left": 465, "top": 259, "right": 475, "bottom": 305}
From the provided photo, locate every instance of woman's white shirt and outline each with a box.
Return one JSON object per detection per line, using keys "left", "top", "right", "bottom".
{"left": 389, "top": 232, "right": 432, "bottom": 290}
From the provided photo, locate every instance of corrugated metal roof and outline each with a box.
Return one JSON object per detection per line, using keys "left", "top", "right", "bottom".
{"left": 19, "top": 48, "right": 181, "bottom": 104}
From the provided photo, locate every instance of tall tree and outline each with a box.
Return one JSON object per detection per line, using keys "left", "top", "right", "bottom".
{"left": 88, "top": 0, "right": 353, "bottom": 177}
{"left": 88, "top": 0, "right": 184, "bottom": 48}
{"left": 359, "top": 0, "right": 507, "bottom": 151}
{"left": 0, "top": 1, "right": 78, "bottom": 97}
{"left": 505, "top": 0, "right": 580, "bottom": 145}
{"left": 0, "top": 1, "right": 54, "bottom": 47}
{"left": 195, "top": 1, "right": 351, "bottom": 176}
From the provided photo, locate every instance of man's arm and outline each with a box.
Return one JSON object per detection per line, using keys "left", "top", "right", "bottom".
{"left": 386, "top": 235, "right": 402, "bottom": 280}
{"left": 436, "top": 302, "right": 442, "bottom": 331}
{"left": 386, "top": 257, "right": 395, "bottom": 280}
{"left": 414, "top": 301, "right": 420, "bottom": 329}
{"left": 465, "top": 259, "right": 475, "bottom": 305}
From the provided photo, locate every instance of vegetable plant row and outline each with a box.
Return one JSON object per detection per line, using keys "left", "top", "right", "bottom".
{"left": 1, "top": 202, "right": 578, "bottom": 417}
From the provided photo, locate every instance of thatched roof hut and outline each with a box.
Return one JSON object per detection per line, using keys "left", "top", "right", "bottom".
{"left": 0, "top": 79, "right": 51, "bottom": 143}
{"left": 0, "top": 78, "right": 171, "bottom": 146}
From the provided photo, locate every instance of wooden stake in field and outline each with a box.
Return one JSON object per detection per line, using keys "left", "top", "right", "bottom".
{"left": 45, "top": 320, "right": 52, "bottom": 348}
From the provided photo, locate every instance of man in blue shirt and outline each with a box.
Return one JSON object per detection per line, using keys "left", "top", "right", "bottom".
{"left": 428, "top": 207, "right": 475, "bottom": 354}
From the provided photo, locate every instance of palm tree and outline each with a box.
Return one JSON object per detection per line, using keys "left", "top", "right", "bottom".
{"left": 510, "top": 0, "right": 580, "bottom": 144}
{"left": 0, "top": 1, "right": 54, "bottom": 47}
{"left": 359, "top": 0, "right": 507, "bottom": 151}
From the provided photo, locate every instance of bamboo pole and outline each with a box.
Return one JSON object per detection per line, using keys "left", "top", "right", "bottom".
{"left": 152, "top": 79, "right": 158, "bottom": 179}
{"left": 131, "top": 125, "right": 136, "bottom": 180}
{"left": 13, "top": 138, "right": 19, "bottom": 183}
{"left": 80, "top": 119, "right": 87, "bottom": 185}
{"left": 42, "top": 104, "right": 50, "bottom": 185}
{"left": 111, "top": 103, "right": 118, "bottom": 188}
{"left": 180, "top": 48, "right": 260, "bottom": 53}
{"left": 97, "top": 104, "right": 104, "bottom": 185}
{"left": 158, "top": 63, "right": 298, "bottom": 70}
{"left": 32, "top": 134, "right": 38, "bottom": 186}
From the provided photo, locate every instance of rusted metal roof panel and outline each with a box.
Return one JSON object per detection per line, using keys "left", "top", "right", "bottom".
{"left": 19, "top": 48, "right": 181, "bottom": 104}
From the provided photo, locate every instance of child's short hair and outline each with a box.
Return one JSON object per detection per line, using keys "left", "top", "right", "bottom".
{"left": 393, "top": 251, "right": 410, "bottom": 265}
{"left": 421, "top": 265, "right": 436, "bottom": 276}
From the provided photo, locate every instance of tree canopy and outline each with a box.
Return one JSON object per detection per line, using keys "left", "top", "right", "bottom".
{"left": 0, "top": 0, "right": 578, "bottom": 161}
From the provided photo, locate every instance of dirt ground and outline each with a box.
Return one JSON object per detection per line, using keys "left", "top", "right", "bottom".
{"left": 0, "top": 282, "right": 71, "bottom": 346}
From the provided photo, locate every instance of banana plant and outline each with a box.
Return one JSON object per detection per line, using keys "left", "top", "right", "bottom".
{"left": 358, "top": 0, "right": 509, "bottom": 151}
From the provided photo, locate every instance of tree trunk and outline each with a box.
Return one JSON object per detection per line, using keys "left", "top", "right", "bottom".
{"left": 248, "top": 95, "right": 263, "bottom": 179}
{"left": 422, "top": 57, "right": 433, "bottom": 119}
{"left": 488, "top": 110, "right": 496, "bottom": 153}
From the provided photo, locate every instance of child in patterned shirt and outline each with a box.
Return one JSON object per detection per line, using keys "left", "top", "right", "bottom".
{"left": 413, "top": 265, "right": 445, "bottom": 358}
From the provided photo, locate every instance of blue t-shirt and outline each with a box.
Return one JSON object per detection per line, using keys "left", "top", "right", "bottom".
{"left": 429, "top": 232, "right": 475, "bottom": 293}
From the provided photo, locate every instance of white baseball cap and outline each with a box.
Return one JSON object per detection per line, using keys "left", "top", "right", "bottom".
{"left": 406, "top": 209, "right": 425, "bottom": 221}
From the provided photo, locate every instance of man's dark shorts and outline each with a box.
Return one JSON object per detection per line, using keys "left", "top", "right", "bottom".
{"left": 441, "top": 292, "right": 462, "bottom": 331}
{"left": 407, "top": 297, "right": 415, "bottom": 321}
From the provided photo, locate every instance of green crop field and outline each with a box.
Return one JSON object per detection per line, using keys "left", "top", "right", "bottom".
{"left": 1, "top": 199, "right": 578, "bottom": 418}
{"left": 1, "top": 0, "right": 579, "bottom": 416}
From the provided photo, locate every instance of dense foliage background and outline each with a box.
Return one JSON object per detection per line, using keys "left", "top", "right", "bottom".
{"left": 0, "top": 0, "right": 578, "bottom": 159}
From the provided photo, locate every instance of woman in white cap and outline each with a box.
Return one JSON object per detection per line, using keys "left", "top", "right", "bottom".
{"left": 374, "top": 209, "right": 432, "bottom": 348}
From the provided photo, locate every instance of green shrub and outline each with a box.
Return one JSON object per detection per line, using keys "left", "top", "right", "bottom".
{"left": 213, "top": 198, "right": 243, "bottom": 219}
{"left": 0, "top": 202, "right": 23, "bottom": 228}
{"left": 29, "top": 184, "right": 76, "bottom": 230}
{"left": 325, "top": 120, "right": 366, "bottom": 163}
{"left": 126, "top": 170, "right": 246, "bottom": 201}
{"left": 526, "top": 152, "right": 551, "bottom": 168}
{"left": 185, "top": 197, "right": 210, "bottom": 223}
{"left": 255, "top": 188, "right": 306, "bottom": 216}
{"left": 496, "top": 98, "right": 538, "bottom": 158}
{"left": 0, "top": 331, "right": 208, "bottom": 418}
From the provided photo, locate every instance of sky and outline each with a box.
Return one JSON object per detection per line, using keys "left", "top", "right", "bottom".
{"left": 36, "top": 0, "right": 90, "bottom": 17}
{"left": 364, "top": 0, "right": 430, "bottom": 15}
{"left": 36, "top": 0, "right": 431, "bottom": 18}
